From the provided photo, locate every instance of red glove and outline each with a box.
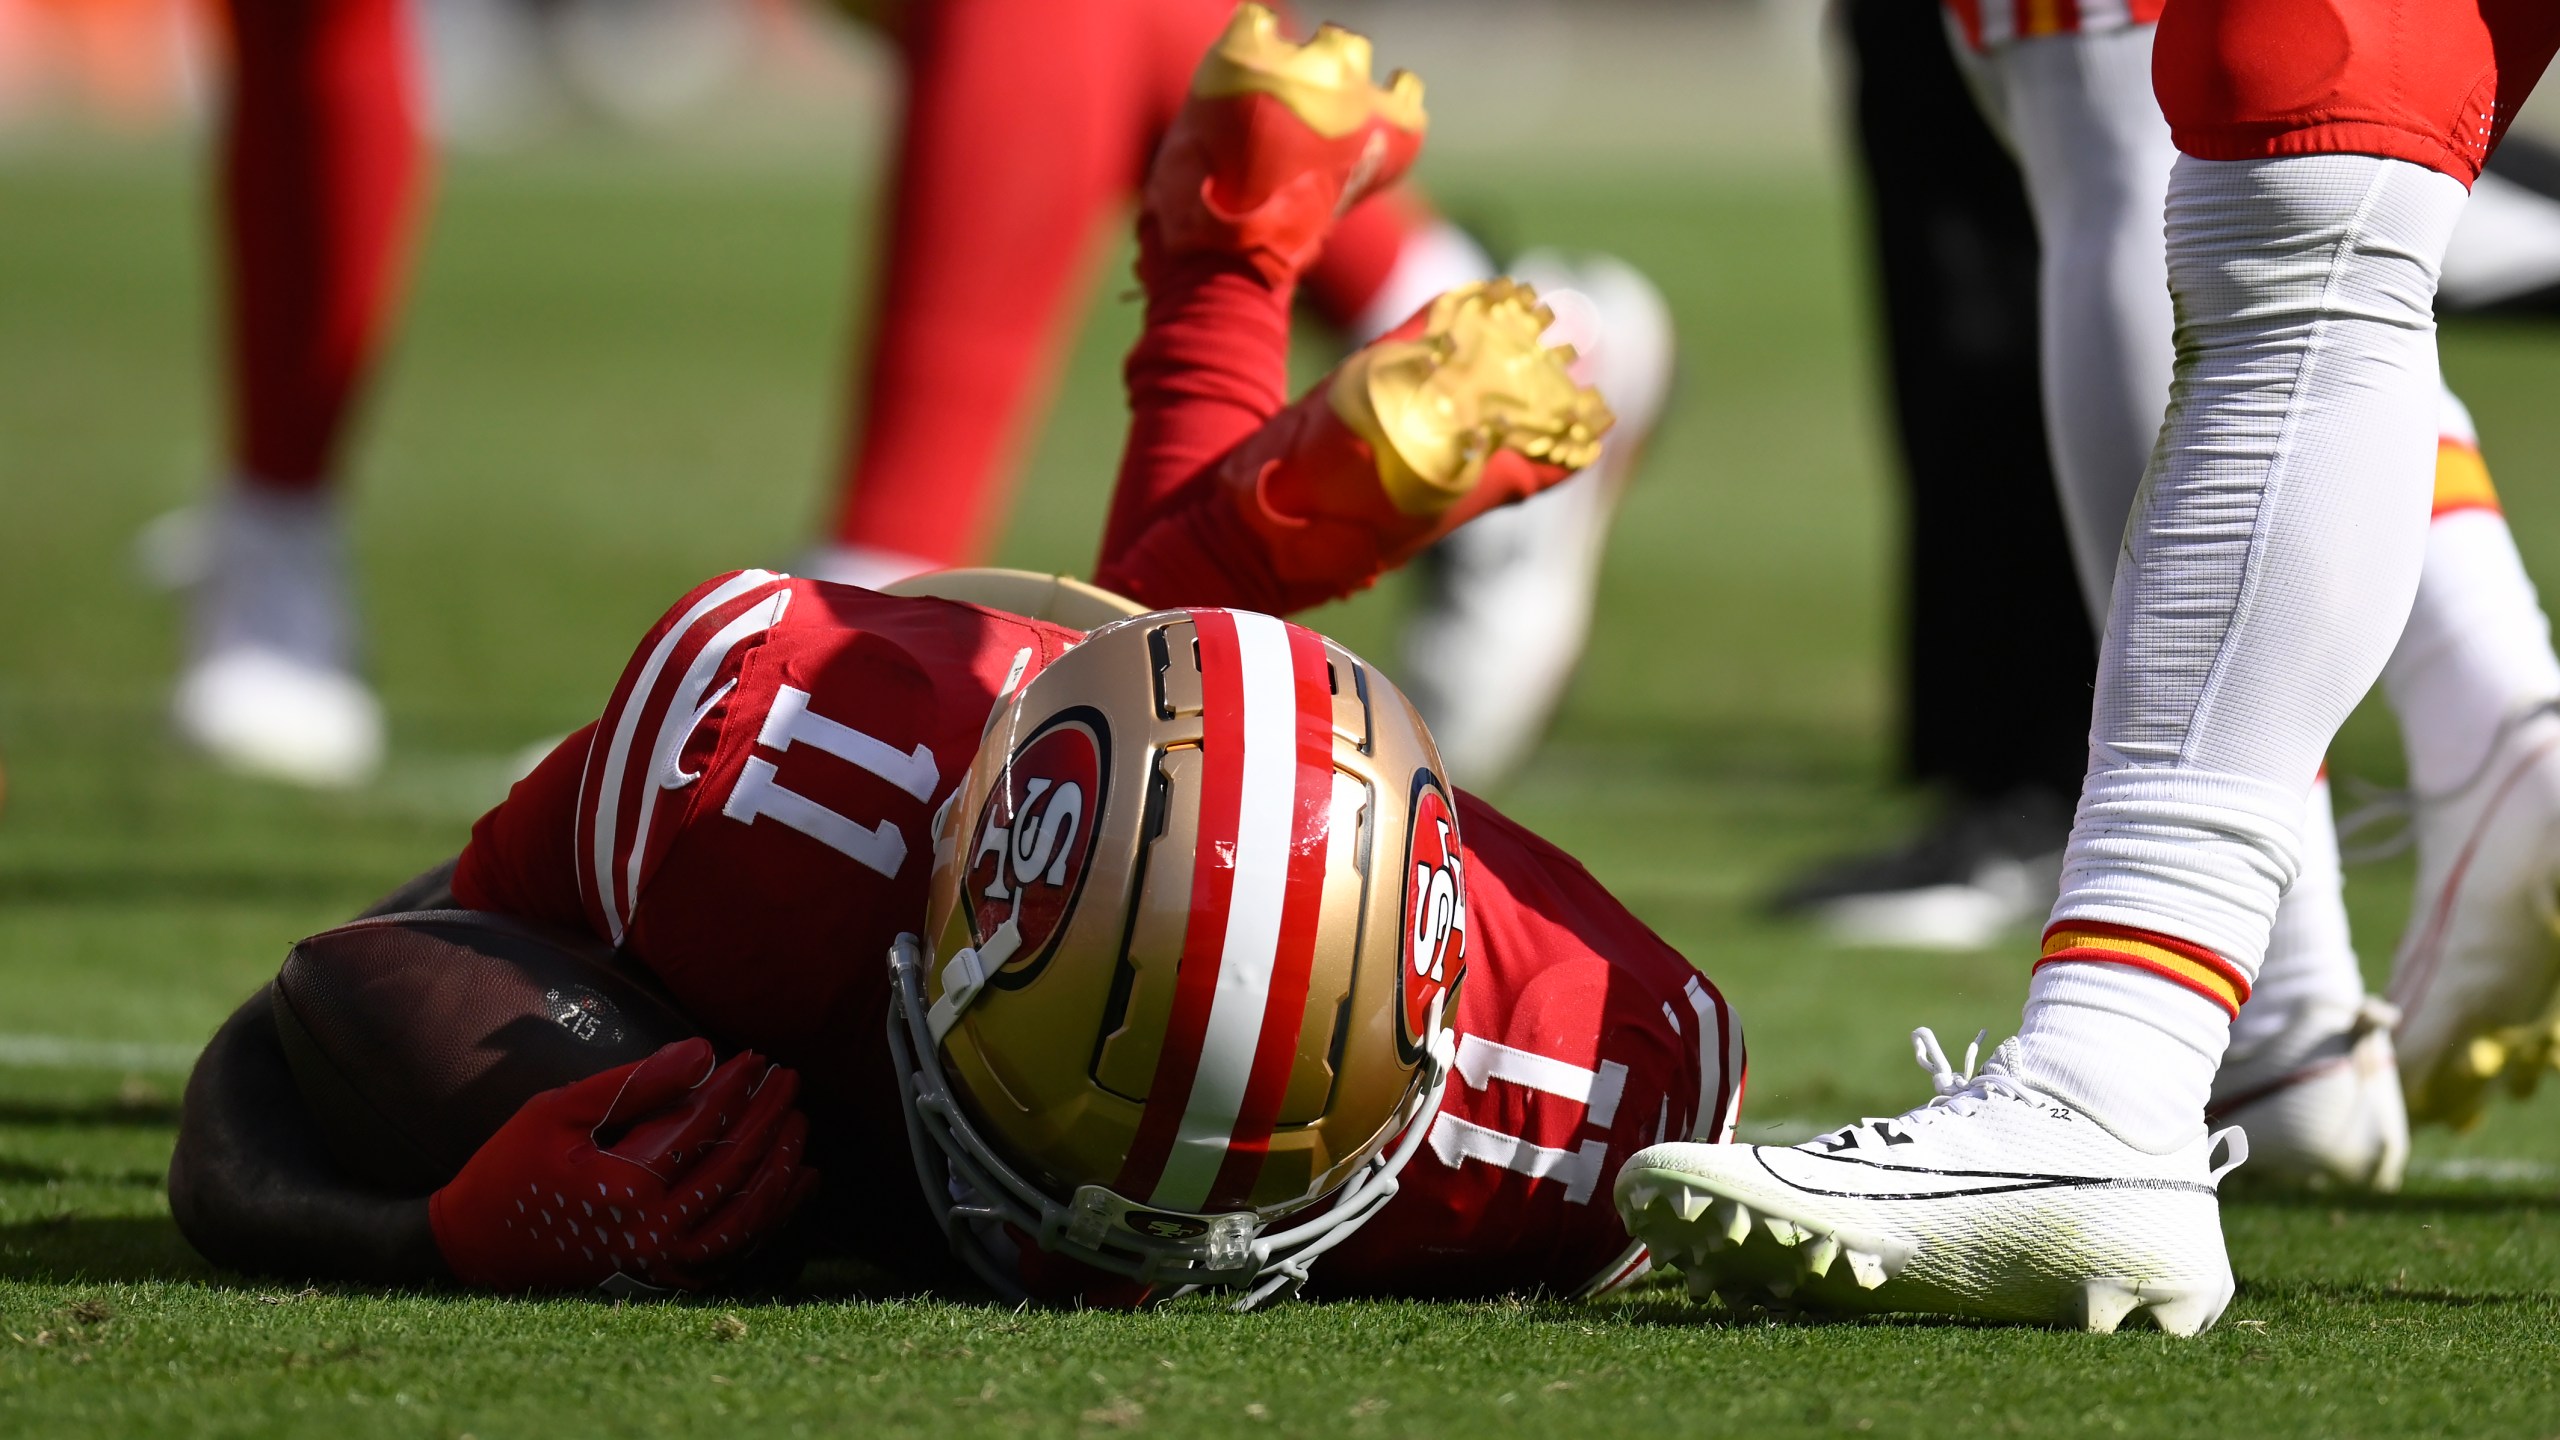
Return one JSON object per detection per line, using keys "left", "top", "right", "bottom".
{"left": 427, "top": 1038, "right": 817, "bottom": 1292}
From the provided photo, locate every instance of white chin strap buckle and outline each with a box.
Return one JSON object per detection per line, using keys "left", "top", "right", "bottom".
{"left": 925, "top": 920, "right": 1020, "bottom": 1044}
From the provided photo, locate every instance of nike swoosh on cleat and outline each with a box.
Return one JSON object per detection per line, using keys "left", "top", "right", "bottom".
{"left": 1754, "top": 1150, "right": 2215, "bottom": 1201}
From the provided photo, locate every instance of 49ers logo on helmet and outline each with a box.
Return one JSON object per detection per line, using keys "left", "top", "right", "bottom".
{"left": 1397, "top": 774, "right": 1467, "bottom": 1062}
{"left": 963, "top": 708, "right": 1109, "bottom": 989}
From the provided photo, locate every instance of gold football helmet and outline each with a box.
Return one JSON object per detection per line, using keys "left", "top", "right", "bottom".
{"left": 887, "top": 606, "right": 1467, "bottom": 1306}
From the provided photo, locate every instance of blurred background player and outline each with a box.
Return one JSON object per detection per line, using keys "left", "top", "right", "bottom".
{"left": 161, "top": 0, "right": 1672, "bottom": 790}
{"left": 1768, "top": 0, "right": 2096, "bottom": 950}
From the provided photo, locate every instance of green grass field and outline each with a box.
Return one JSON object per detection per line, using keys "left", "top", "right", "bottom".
{"left": 9, "top": 140, "right": 2560, "bottom": 1436}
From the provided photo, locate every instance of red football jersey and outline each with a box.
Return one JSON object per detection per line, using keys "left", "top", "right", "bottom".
{"left": 453, "top": 570, "right": 1743, "bottom": 1298}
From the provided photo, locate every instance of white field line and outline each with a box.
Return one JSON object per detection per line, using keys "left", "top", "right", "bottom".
{"left": 2407, "top": 1157, "right": 2558, "bottom": 1184}
{"left": 0, "top": 1034, "right": 201, "bottom": 1073}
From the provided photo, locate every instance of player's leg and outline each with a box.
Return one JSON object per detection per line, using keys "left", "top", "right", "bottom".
{"left": 1967, "top": 24, "right": 2171, "bottom": 611}
{"left": 810, "top": 0, "right": 1233, "bottom": 588}
{"left": 2384, "top": 385, "right": 2560, "bottom": 1125}
{"left": 1396, "top": 248, "right": 1674, "bottom": 788}
{"left": 2221, "top": 379, "right": 2560, "bottom": 1167}
{"left": 1286, "top": 78, "right": 1674, "bottom": 790}
{"left": 1090, "top": 8, "right": 1603, "bottom": 615}
{"left": 1092, "top": 2, "right": 1427, "bottom": 555}
{"left": 1975, "top": 21, "right": 2406, "bottom": 1188}
{"left": 181, "top": 0, "right": 426, "bottom": 786}
{"left": 1621, "top": 0, "right": 2560, "bottom": 1333}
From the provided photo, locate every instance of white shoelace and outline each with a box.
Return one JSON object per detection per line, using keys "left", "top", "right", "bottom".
{"left": 1911, "top": 1027, "right": 2046, "bottom": 1117}
{"left": 1809, "top": 1027, "right": 2046, "bottom": 1150}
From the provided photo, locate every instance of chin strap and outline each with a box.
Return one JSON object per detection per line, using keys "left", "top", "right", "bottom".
{"left": 887, "top": 932, "right": 1453, "bottom": 1309}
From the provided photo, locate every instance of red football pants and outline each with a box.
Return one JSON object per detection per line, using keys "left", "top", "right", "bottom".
{"left": 216, "top": 0, "right": 426, "bottom": 493}
{"left": 825, "top": 0, "right": 1428, "bottom": 564}
{"left": 214, "top": 0, "right": 1425, "bottom": 518}
{"left": 2155, "top": 0, "right": 2560, "bottom": 185}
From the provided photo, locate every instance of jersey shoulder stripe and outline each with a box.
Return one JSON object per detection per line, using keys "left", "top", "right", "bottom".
{"left": 574, "top": 570, "right": 792, "bottom": 944}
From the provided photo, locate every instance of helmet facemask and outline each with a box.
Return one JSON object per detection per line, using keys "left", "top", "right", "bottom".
{"left": 888, "top": 932, "right": 1452, "bottom": 1307}
{"left": 882, "top": 609, "right": 1467, "bottom": 1308}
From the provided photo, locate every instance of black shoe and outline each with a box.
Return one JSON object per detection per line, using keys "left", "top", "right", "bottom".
{"left": 1771, "top": 787, "right": 2070, "bottom": 950}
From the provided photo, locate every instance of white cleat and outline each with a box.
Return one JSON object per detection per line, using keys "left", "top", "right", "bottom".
{"left": 2209, "top": 995, "right": 2408, "bottom": 1191}
{"left": 1400, "top": 250, "right": 1674, "bottom": 789}
{"left": 1614, "top": 1029, "right": 2248, "bottom": 1334}
{"left": 175, "top": 647, "right": 384, "bottom": 788}
{"left": 163, "top": 482, "right": 384, "bottom": 788}
{"left": 2388, "top": 704, "right": 2560, "bottom": 1128}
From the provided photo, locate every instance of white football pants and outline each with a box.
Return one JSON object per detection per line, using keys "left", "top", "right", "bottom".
{"left": 1971, "top": 27, "right": 2557, "bottom": 976}
{"left": 1964, "top": 24, "right": 2176, "bottom": 613}
{"left": 2059, "top": 153, "right": 2464, "bottom": 973}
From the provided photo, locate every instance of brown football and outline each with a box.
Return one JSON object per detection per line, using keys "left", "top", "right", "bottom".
{"left": 270, "top": 909, "right": 701, "bottom": 1194}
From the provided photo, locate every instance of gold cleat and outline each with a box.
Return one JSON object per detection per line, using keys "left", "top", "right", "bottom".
{"left": 2415, "top": 1007, "right": 2560, "bottom": 1130}
{"left": 1193, "top": 3, "right": 1426, "bottom": 141}
{"left": 1330, "top": 280, "right": 1615, "bottom": 516}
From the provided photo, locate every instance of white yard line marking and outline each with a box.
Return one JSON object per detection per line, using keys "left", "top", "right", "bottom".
{"left": 0, "top": 1034, "right": 201, "bottom": 1073}
{"left": 2407, "top": 1157, "right": 2557, "bottom": 1183}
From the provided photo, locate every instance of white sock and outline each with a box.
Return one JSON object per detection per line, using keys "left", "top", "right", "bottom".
{"left": 1977, "top": 32, "right": 2377, "bottom": 1089}
{"left": 2013, "top": 961, "right": 2230, "bottom": 1151}
{"left": 2232, "top": 777, "right": 2364, "bottom": 1058}
{"left": 2380, "top": 389, "right": 2560, "bottom": 794}
{"left": 800, "top": 541, "right": 939, "bottom": 592}
{"left": 194, "top": 477, "right": 358, "bottom": 673}
{"left": 2033, "top": 154, "right": 2466, "bottom": 1142}
{"left": 2055, "top": 154, "right": 2464, "bottom": 971}
{"left": 1346, "top": 220, "right": 1497, "bottom": 345}
{"left": 1976, "top": 24, "right": 2178, "bottom": 615}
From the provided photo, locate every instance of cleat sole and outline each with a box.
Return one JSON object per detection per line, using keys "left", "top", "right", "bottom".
{"left": 2138, "top": 1286, "right": 2231, "bottom": 1338}
{"left": 1615, "top": 1160, "right": 2232, "bottom": 1334}
{"left": 1716, "top": 1199, "right": 1753, "bottom": 1246}
{"left": 2078, "top": 1279, "right": 2141, "bottom": 1335}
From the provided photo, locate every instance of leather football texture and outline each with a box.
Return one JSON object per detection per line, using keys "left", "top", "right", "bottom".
{"left": 271, "top": 909, "right": 699, "bottom": 1194}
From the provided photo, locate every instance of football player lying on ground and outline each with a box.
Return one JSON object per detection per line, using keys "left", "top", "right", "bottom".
{"left": 167, "top": 9, "right": 1744, "bottom": 1307}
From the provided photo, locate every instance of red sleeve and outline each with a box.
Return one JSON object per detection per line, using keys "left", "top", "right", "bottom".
{"left": 1311, "top": 794, "right": 1744, "bottom": 1301}
{"left": 449, "top": 723, "right": 597, "bottom": 933}
{"left": 446, "top": 568, "right": 796, "bottom": 937}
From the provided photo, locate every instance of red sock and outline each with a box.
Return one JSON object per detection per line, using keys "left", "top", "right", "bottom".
{"left": 827, "top": 0, "right": 1445, "bottom": 566}
{"left": 1098, "top": 245, "right": 1297, "bottom": 569}
{"left": 1301, "top": 187, "right": 1432, "bottom": 332}
{"left": 218, "top": 0, "right": 427, "bottom": 493}
{"left": 1094, "top": 251, "right": 1574, "bottom": 616}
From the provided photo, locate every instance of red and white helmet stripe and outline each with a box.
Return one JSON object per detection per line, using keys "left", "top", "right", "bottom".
{"left": 1116, "top": 609, "right": 1344, "bottom": 1213}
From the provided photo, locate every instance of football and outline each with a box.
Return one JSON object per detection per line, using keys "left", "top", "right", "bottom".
{"left": 269, "top": 909, "right": 702, "bottom": 1194}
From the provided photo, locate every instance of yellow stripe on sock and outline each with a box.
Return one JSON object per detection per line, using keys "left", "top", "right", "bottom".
{"left": 2434, "top": 439, "right": 2499, "bottom": 517}
{"left": 2038, "top": 925, "right": 2246, "bottom": 1016}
